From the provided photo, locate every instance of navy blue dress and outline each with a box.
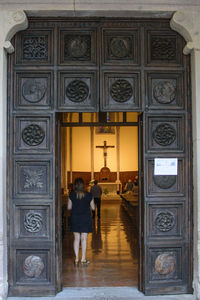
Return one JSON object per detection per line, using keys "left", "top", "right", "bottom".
{"left": 69, "top": 191, "right": 93, "bottom": 233}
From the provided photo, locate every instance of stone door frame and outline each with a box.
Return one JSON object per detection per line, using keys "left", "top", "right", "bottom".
{"left": 0, "top": 7, "right": 200, "bottom": 300}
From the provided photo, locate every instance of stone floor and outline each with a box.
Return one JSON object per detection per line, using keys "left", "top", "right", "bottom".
{"left": 62, "top": 200, "right": 138, "bottom": 287}
{"left": 8, "top": 287, "right": 196, "bottom": 300}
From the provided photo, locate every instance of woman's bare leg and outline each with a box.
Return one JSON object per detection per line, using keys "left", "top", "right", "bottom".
{"left": 73, "top": 232, "right": 80, "bottom": 262}
{"left": 80, "top": 233, "right": 88, "bottom": 262}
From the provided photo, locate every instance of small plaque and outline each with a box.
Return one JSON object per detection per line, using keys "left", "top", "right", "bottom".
{"left": 154, "top": 158, "right": 178, "bottom": 175}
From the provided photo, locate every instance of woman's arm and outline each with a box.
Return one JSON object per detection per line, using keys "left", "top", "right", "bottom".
{"left": 67, "top": 198, "right": 72, "bottom": 210}
{"left": 90, "top": 198, "right": 95, "bottom": 211}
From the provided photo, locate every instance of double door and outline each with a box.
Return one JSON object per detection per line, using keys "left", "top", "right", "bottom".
{"left": 7, "top": 17, "right": 192, "bottom": 296}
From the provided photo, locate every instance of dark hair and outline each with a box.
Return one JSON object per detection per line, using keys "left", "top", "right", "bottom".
{"left": 74, "top": 177, "right": 85, "bottom": 199}
{"left": 94, "top": 180, "right": 98, "bottom": 185}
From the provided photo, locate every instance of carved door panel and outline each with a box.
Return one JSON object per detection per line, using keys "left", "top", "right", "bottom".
{"left": 100, "top": 23, "right": 141, "bottom": 112}
{"left": 7, "top": 18, "right": 192, "bottom": 296}
{"left": 141, "top": 26, "right": 192, "bottom": 295}
{"left": 100, "top": 20, "right": 192, "bottom": 295}
{"left": 8, "top": 19, "right": 100, "bottom": 296}
{"left": 8, "top": 23, "right": 55, "bottom": 296}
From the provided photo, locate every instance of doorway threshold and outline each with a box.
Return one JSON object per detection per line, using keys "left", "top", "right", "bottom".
{"left": 8, "top": 287, "right": 196, "bottom": 300}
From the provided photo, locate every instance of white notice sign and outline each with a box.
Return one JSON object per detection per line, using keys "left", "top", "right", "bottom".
{"left": 154, "top": 158, "right": 178, "bottom": 175}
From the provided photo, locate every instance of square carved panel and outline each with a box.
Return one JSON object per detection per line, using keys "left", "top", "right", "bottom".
{"left": 146, "top": 159, "right": 185, "bottom": 197}
{"left": 59, "top": 29, "right": 97, "bottom": 65}
{"left": 14, "top": 71, "right": 53, "bottom": 110}
{"left": 14, "top": 204, "right": 51, "bottom": 239}
{"left": 58, "top": 71, "right": 98, "bottom": 111}
{"left": 15, "top": 30, "right": 53, "bottom": 65}
{"left": 14, "top": 159, "right": 52, "bottom": 199}
{"left": 147, "top": 202, "right": 184, "bottom": 239}
{"left": 145, "top": 30, "right": 183, "bottom": 66}
{"left": 16, "top": 249, "right": 51, "bottom": 284}
{"left": 14, "top": 116, "right": 52, "bottom": 153}
{"left": 146, "top": 115, "right": 185, "bottom": 153}
{"left": 147, "top": 247, "right": 184, "bottom": 283}
{"left": 101, "top": 71, "right": 140, "bottom": 111}
{"left": 146, "top": 71, "right": 185, "bottom": 110}
{"left": 102, "top": 29, "right": 139, "bottom": 65}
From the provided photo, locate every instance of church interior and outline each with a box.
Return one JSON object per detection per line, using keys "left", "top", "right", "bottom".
{"left": 61, "top": 112, "right": 139, "bottom": 287}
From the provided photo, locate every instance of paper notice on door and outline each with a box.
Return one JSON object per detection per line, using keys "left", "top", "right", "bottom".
{"left": 154, "top": 158, "right": 178, "bottom": 175}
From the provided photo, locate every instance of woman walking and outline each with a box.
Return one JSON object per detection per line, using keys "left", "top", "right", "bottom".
{"left": 67, "top": 177, "right": 95, "bottom": 265}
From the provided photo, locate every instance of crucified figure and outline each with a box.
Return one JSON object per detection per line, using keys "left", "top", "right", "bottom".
{"left": 96, "top": 141, "right": 115, "bottom": 167}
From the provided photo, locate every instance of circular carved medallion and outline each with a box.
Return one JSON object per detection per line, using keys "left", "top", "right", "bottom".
{"left": 155, "top": 212, "right": 175, "bottom": 232}
{"left": 153, "top": 123, "right": 176, "bottom": 146}
{"left": 22, "top": 124, "right": 45, "bottom": 146}
{"left": 24, "top": 211, "right": 43, "bottom": 233}
{"left": 153, "top": 81, "right": 176, "bottom": 104}
{"left": 153, "top": 175, "right": 176, "bottom": 189}
{"left": 22, "top": 79, "right": 46, "bottom": 103}
{"left": 110, "top": 38, "right": 130, "bottom": 58}
{"left": 23, "top": 255, "right": 44, "bottom": 278}
{"left": 155, "top": 253, "right": 176, "bottom": 275}
{"left": 110, "top": 79, "right": 133, "bottom": 103}
{"left": 66, "top": 80, "right": 89, "bottom": 102}
{"left": 68, "top": 37, "right": 88, "bottom": 58}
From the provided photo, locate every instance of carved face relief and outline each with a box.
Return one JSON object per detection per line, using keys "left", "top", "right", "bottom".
{"left": 22, "top": 79, "right": 47, "bottom": 103}
{"left": 66, "top": 80, "right": 89, "bottom": 102}
{"left": 153, "top": 123, "right": 176, "bottom": 146}
{"left": 153, "top": 81, "right": 176, "bottom": 104}
{"left": 23, "top": 36, "right": 48, "bottom": 60}
{"left": 24, "top": 211, "right": 43, "bottom": 233}
{"left": 153, "top": 175, "right": 176, "bottom": 189}
{"left": 22, "top": 124, "right": 45, "bottom": 146}
{"left": 155, "top": 211, "right": 175, "bottom": 232}
{"left": 110, "top": 79, "right": 133, "bottom": 103}
{"left": 155, "top": 253, "right": 176, "bottom": 275}
{"left": 23, "top": 255, "right": 44, "bottom": 278}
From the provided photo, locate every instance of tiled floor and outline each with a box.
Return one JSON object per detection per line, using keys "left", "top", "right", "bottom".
{"left": 62, "top": 200, "right": 138, "bottom": 287}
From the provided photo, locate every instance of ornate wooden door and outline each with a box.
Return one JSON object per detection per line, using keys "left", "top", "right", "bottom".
{"left": 99, "top": 19, "right": 192, "bottom": 295}
{"left": 7, "top": 18, "right": 192, "bottom": 296}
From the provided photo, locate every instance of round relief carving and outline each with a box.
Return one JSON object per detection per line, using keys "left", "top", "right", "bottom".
{"left": 153, "top": 175, "right": 176, "bottom": 189}
{"left": 110, "top": 38, "right": 130, "bottom": 58}
{"left": 22, "top": 124, "right": 45, "bottom": 146}
{"left": 22, "top": 79, "right": 47, "bottom": 103}
{"left": 66, "top": 80, "right": 89, "bottom": 102}
{"left": 155, "top": 253, "right": 176, "bottom": 275}
{"left": 68, "top": 37, "right": 88, "bottom": 58}
{"left": 23, "top": 255, "right": 44, "bottom": 278}
{"left": 153, "top": 81, "right": 176, "bottom": 104}
{"left": 24, "top": 211, "right": 43, "bottom": 233}
{"left": 110, "top": 79, "right": 133, "bottom": 103}
{"left": 12, "top": 11, "right": 25, "bottom": 22}
{"left": 153, "top": 123, "right": 176, "bottom": 146}
{"left": 155, "top": 211, "right": 175, "bottom": 232}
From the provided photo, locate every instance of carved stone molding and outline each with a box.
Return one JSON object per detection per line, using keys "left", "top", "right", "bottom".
{"left": 170, "top": 11, "right": 200, "bottom": 54}
{"left": 2, "top": 10, "right": 28, "bottom": 54}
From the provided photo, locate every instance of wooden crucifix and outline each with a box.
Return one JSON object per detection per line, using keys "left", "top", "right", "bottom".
{"left": 96, "top": 141, "right": 115, "bottom": 167}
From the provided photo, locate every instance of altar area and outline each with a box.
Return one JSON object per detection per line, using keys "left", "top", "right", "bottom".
{"left": 99, "top": 182, "right": 122, "bottom": 200}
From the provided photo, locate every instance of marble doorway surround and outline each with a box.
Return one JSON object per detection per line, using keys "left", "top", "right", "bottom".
{"left": 1, "top": 2, "right": 200, "bottom": 300}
